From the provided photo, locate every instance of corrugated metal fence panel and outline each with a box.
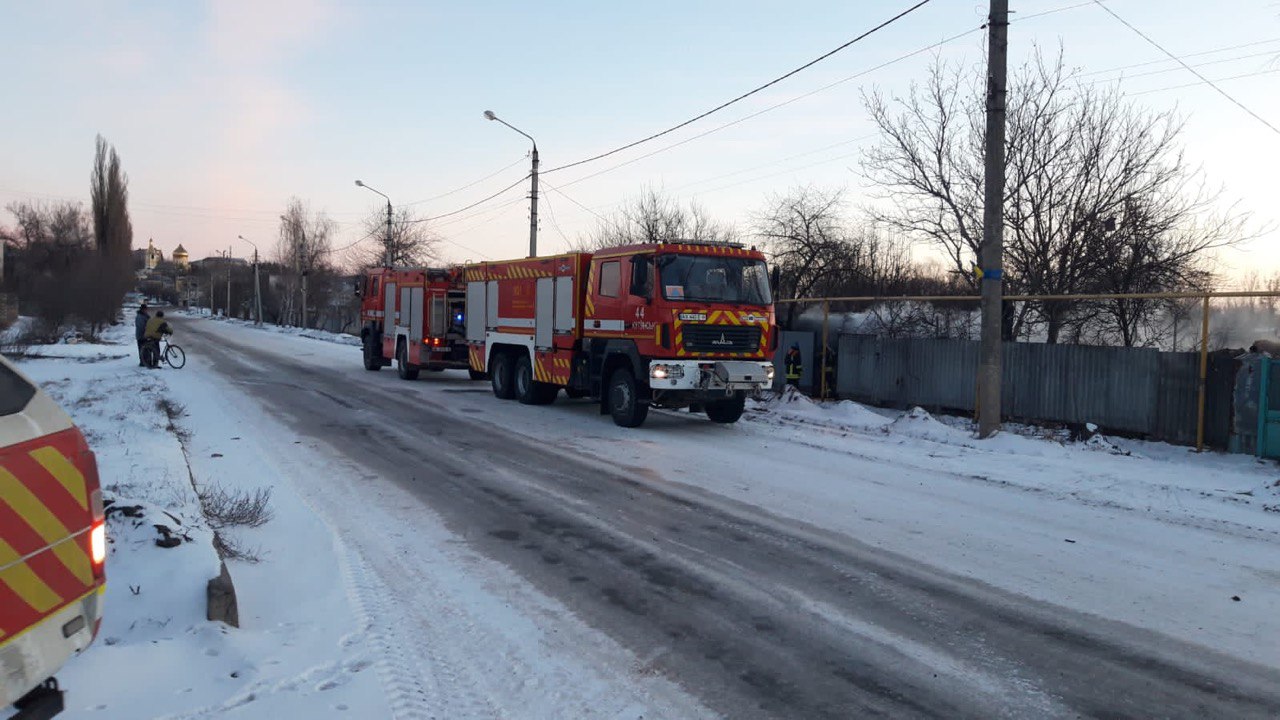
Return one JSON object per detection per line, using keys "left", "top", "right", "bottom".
{"left": 1154, "top": 352, "right": 1199, "bottom": 445}
{"left": 836, "top": 335, "right": 978, "bottom": 412}
{"left": 838, "top": 336, "right": 1208, "bottom": 444}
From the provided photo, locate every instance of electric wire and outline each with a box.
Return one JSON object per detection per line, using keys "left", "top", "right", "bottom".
{"left": 402, "top": 155, "right": 529, "bottom": 206}
{"left": 407, "top": 173, "right": 531, "bottom": 224}
{"left": 542, "top": 0, "right": 935, "bottom": 175}
{"left": 1078, "top": 37, "right": 1280, "bottom": 77}
{"left": 1128, "top": 67, "right": 1280, "bottom": 96}
{"left": 554, "top": 25, "right": 981, "bottom": 192}
{"left": 537, "top": 186, "right": 573, "bottom": 249}
{"left": 1090, "top": 0, "right": 1280, "bottom": 137}
{"left": 1087, "top": 49, "right": 1280, "bottom": 85}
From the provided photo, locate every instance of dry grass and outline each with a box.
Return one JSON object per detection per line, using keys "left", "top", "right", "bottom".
{"left": 197, "top": 483, "right": 274, "bottom": 530}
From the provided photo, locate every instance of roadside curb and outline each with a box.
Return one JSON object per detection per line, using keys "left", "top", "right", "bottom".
{"left": 163, "top": 400, "right": 242, "bottom": 629}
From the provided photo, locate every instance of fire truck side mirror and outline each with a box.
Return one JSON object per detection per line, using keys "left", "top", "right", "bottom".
{"left": 353, "top": 279, "right": 363, "bottom": 298}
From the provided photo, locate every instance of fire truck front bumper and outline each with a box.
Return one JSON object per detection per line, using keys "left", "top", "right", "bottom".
{"left": 648, "top": 360, "right": 774, "bottom": 393}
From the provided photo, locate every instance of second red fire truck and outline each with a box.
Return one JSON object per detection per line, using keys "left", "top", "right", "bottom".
{"left": 358, "top": 240, "right": 776, "bottom": 427}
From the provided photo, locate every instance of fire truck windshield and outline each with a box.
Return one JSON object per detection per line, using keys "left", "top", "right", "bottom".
{"left": 656, "top": 254, "right": 772, "bottom": 306}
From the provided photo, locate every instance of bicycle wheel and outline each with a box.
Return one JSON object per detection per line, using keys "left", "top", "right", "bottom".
{"left": 164, "top": 344, "right": 186, "bottom": 369}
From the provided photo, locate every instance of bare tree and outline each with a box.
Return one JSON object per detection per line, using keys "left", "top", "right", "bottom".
{"left": 345, "top": 205, "right": 441, "bottom": 269}
{"left": 752, "top": 184, "right": 941, "bottom": 327}
{"left": 275, "top": 198, "right": 335, "bottom": 327}
{"left": 3, "top": 201, "right": 93, "bottom": 336}
{"left": 862, "top": 47, "right": 1246, "bottom": 344}
{"left": 576, "top": 186, "right": 737, "bottom": 251}
{"left": 90, "top": 135, "right": 132, "bottom": 257}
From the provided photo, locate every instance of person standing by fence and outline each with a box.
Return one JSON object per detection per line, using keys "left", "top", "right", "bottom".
{"left": 785, "top": 343, "right": 803, "bottom": 387}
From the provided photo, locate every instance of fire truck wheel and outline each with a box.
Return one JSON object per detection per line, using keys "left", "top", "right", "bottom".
{"left": 362, "top": 336, "right": 382, "bottom": 371}
{"left": 396, "top": 342, "right": 420, "bottom": 381}
{"left": 490, "top": 351, "right": 516, "bottom": 400}
{"left": 608, "top": 368, "right": 648, "bottom": 428}
{"left": 705, "top": 393, "right": 746, "bottom": 424}
{"left": 514, "top": 354, "right": 557, "bottom": 405}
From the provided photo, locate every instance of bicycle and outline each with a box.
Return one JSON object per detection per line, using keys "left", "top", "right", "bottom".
{"left": 142, "top": 335, "right": 186, "bottom": 369}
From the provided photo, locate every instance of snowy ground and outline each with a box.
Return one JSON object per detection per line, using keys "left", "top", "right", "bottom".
{"left": 7, "top": 315, "right": 1279, "bottom": 717}
{"left": 183, "top": 317, "right": 1280, "bottom": 671}
{"left": 7, "top": 320, "right": 711, "bottom": 720}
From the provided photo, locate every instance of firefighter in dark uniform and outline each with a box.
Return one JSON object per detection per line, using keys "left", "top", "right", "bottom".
{"left": 784, "top": 343, "right": 803, "bottom": 387}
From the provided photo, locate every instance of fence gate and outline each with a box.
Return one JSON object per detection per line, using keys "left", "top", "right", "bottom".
{"left": 1257, "top": 357, "right": 1280, "bottom": 459}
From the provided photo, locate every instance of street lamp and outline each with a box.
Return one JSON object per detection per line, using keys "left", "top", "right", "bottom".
{"left": 484, "top": 110, "right": 539, "bottom": 258}
{"left": 355, "top": 179, "right": 393, "bottom": 267}
{"left": 238, "top": 235, "right": 264, "bottom": 326}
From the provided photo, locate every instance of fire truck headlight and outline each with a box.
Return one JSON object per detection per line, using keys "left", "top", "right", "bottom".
{"left": 765, "top": 364, "right": 776, "bottom": 381}
{"left": 651, "top": 364, "right": 683, "bottom": 380}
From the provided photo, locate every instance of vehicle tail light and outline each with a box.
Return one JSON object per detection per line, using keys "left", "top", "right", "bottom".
{"left": 90, "top": 522, "right": 106, "bottom": 566}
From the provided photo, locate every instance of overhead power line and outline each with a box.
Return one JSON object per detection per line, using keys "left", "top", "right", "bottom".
{"left": 543, "top": 0, "right": 935, "bottom": 175}
{"left": 555, "top": 25, "right": 982, "bottom": 191}
{"left": 408, "top": 173, "right": 531, "bottom": 224}
{"left": 1078, "top": 36, "right": 1280, "bottom": 77}
{"left": 403, "top": 155, "right": 529, "bottom": 206}
{"left": 1090, "top": 0, "right": 1280, "bottom": 137}
{"left": 1128, "top": 67, "right": 1280, "bottom": 96}
{"left": 1088, "top": 49, "right": 1280, "bottom": 84}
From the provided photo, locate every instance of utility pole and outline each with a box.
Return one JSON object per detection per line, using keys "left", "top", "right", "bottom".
{"left": 384, "top": 200, "right": 393, "bottom": 267}
{"left": 528, "top": 145, "right": 539, "bottom": 259}
{"left": 977, "top": 0, "right": 1008, "bottom": 439}
{"left": 253, "top": 248, "right": 263, "bottom": 326}
{"left": 483, "top": 111, "right": 539, "bottom": 257}
{"left": 226, "top": 245, "right": 232, "bottom": 320}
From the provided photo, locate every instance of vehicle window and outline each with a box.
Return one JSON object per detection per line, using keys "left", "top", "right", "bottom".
{"left": 371, "top": 277, "right": 379, "bottom": 296}
{"left": 0, "top": 362, "right": 36, "bottom": 417}
{"left": 656, "top": 254, "right": 772, "bottom": 305}
{"left": 599, "top": 261, "right": 620, "bottom": 298}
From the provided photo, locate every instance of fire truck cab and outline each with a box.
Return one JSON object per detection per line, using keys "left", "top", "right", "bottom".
{"left": 356, "top": 267, "right": 476, "bottom": 381}
{"left": 464, "top": 241, "right": 776, "bottom": 427}
{"left": 1, "top": 355, "right": 106, "bottom": 718}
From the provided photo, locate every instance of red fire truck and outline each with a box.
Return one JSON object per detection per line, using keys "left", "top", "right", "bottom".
{"left": 356, "top": 267, "right": 477, "bottom": 380}
{"left": 462, "top": 241, "right": 776, "bottom": 427}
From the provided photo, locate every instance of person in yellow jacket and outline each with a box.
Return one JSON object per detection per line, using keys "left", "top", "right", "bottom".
{"left": 142, "top": 311, "right": 172, "bottom": 368}
{"left": 784, "top": 343, "right": 802, "bottom": 387}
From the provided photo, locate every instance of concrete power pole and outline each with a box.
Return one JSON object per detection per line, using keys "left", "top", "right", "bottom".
{"left": 977, "top": 0, "right": 1009, "bottom": 439}
{"left": 528, "top": 146, "right": 539, "bottom": 258}
{"left": 226, "top": 245, "right": 232, "bottom": 319}
{"left": 384, "top": 200, "right": 393, "bottom": 267}
{"left": 253, "top": 248, "right": 263, "bottom": 326}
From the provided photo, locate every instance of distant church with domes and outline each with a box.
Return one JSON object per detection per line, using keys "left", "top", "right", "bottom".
{"left": 142, "top": 239, "right": 190, "bottom": 271}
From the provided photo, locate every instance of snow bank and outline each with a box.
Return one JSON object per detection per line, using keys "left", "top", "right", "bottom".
{"left": 750, "top": 386, "right": 892, "bottom": 431}
{"left": 17, "top": 323, "right": 233, "bottom": 718}
{"left": 183, "top": 313, "right": 361, "bottom": 348}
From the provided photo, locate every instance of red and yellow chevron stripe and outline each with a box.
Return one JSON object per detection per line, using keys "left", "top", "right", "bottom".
{"left": 0, "top": 429, "right": 102, "bottom": 644}
{"left": 671, "top": 308, "right": 771, "bottom": 358}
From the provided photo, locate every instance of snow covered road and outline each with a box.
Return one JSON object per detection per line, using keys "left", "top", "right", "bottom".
{"left": 173, "top": 316, "right": 1280, "bottom": 718}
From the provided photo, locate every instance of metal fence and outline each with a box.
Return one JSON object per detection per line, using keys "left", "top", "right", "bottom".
{"left": 832, "top": 334, "right": 1235, "bottom": 447}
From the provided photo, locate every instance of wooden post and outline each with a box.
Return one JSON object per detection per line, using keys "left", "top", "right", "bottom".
{"left": 1196, "top": 294, "right": 1210, "bottom": 452}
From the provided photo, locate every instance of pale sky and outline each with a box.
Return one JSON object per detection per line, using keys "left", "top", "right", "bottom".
{"left": 3, "top": 1, "right": 1277, "bottom": 281}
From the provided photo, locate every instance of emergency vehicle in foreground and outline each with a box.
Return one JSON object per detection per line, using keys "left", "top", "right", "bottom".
{"left": 0, "top": 355, "right": 106, "bottom": 718}
{"left": 360, "top": 241, "right": 777, "bottom": 427}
